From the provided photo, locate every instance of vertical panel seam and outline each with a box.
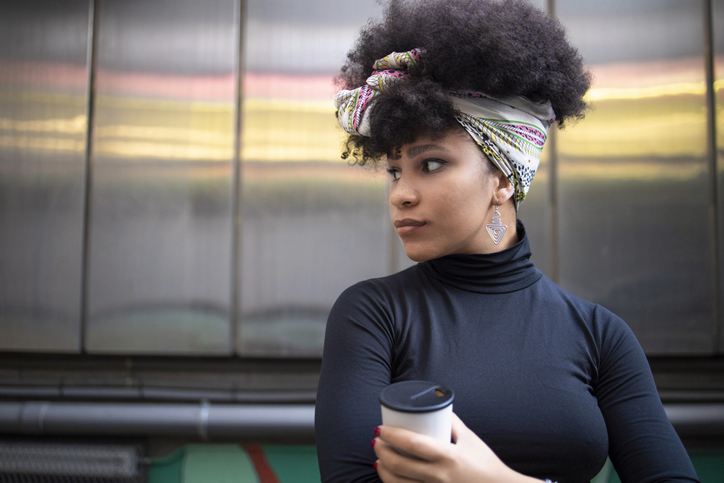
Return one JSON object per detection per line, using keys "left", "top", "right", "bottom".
{"left": 703, "top": 0, "right": 720, "bottom": 353}
{"left": 231, "top": 0, "right": 247, "bottom": 356}
{"left": 546, "top": 0, "right": 555, "bottom": 16}
{"left": 548, "top": 126, "right": 559, "bottom": 285}
{"left": 546, "top": 0, "right": 559, "bottom": 284}
{"left": 80, "top": 0, "right": 100, "bottom": 353}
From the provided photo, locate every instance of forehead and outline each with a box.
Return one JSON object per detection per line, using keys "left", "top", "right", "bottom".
{"left": 388, "top": 130, "right": 481, "bottom": 161}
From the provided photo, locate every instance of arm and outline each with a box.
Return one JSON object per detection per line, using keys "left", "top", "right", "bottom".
{"left": 593, "top": 306, "right": 699, "bottom": 483}
{"left": 315, "top": 282, "right": 395, "bottom": 482}
{"left": 316, "top": 281, "right": 562, "bottom": 482}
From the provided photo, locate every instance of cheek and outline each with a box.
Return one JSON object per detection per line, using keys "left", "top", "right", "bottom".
{"left": 444, "top": 175, "right": 491, "bottom": 213}
{"left": 433, "top": 188, "right": 487, "bottom": 237}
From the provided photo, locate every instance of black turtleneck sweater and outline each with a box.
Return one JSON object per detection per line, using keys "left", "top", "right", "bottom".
{"left": 315, "top": 224, "right": 698, "bottom": 483}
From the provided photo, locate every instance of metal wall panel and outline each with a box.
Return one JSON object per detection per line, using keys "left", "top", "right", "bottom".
{"left": 556, "top": 0, "right": 713, "bottom": 354}
{"left": 0, "top": 1, "right": 90, "bottom": 352}
{"left": 85, "top": 0, "right": 237, "bottom": 354}
{"left": 238, "top": 0, "right": 388, "bottom": 356}
{"left": 4, "top": 0, "right": 718, "bottom": 360}
{"left": 714, "top": 0, "right": 724, "bottom": 352}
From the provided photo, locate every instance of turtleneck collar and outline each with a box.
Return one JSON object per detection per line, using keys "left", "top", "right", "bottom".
{"left": 419, "top": 221, "right": 542, "bottom": 294}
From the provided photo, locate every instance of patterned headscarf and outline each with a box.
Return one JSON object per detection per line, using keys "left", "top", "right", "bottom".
{"left": 334, "top": 49, "right": 556, "bottom": 208}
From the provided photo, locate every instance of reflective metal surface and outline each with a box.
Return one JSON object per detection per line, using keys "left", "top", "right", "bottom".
{"left": 2, "top": 0, "right": 722, "bottom": 359}
{"left": 84, "top": 0, "right": 237, "bottom": 354}
{"left": 238, "top": 0, "right": 387, "bottom": 356}
{"left": 557, "top": 0, "right": 713, "bottom": 354}
{"left": 714, "top": 0, "right": 724, "bottom": 351}
{"left": 0, "top": 1, "right": 90, "bottom": 352}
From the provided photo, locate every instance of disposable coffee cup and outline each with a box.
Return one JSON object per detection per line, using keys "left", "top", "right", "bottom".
{"left": 379, "top": 380, "right": 455, "bottom": 447}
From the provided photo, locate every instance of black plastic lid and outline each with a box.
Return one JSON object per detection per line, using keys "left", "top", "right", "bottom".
{"left": 379, "top": 380, "right": 454, "bottom": 413}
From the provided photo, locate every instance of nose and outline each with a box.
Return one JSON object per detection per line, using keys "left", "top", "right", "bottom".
{"left": 389, "top": 175, "right": 419, "bottom": 209}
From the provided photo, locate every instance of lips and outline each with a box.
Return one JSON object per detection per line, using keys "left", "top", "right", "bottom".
{"left": 394, "top": 218, "right": 426, "bottom": 235}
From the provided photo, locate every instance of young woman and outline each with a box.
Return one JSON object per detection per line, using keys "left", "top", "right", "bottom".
{"left": 314, "top": 1, "right": 699, "bottom": 481}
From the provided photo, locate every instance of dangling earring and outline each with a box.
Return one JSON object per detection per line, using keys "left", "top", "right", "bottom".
{"left": 486, "top": 203, "right": 508, "bottom": 245}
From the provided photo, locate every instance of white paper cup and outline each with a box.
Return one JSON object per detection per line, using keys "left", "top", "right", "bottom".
{"left": 379, "top": 381, "right": 455, "bottom": 449}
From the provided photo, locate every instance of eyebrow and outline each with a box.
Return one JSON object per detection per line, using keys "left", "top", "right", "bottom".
{"left": 407, "top": 143, "right": 451, "bottom": 158}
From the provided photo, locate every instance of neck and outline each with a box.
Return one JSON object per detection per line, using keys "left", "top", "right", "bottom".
{"left": 420, "top": 221, "right": 541, "bottom": 294}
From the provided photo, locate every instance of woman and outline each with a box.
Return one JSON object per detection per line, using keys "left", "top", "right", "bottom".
{"left": 314, "top": 0, "right": 699, "bottom": 481}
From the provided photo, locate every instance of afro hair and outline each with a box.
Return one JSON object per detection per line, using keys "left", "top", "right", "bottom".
{"left": 338, "top": 0, "right": 591, "bottom": 165}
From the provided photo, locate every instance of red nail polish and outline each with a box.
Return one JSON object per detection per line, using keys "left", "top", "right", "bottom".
{"left": 374, "top": 426, "right": 381, "bottom": 436}
{"left": 373, "top": 461, "right": 378, "bottom": 470}
{"left": 371, "top": 439, "right": 376, "bottom": 448}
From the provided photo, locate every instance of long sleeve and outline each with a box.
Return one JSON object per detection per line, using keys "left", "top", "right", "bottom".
{"left": 314, "top": 234, "right": 699, "bottom": 482}
{"left": 315, "top": 281, "right": 394, "bottom": 483}
{"left": 593, "top": 305, "right": 699, "bottom": 482}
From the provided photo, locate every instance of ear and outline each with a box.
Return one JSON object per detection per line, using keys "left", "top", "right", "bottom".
{"left": 492, "top": 170, "right": 515, "bottom": 205}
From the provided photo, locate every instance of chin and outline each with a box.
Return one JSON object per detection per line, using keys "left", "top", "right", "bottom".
{"left": 402, "top": 244, "right": 438, "bottom": 263}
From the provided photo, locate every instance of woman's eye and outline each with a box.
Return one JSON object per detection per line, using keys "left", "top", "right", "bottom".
{"left": 424, "top": 160, "right": 444, "bottom": 172}
{"left": 386, "top": 168, "right": 400, "bottom": 180}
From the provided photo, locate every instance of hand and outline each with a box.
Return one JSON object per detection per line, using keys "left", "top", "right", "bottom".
{"left": 372, "top": 413, "right": 539, "bottom": 483}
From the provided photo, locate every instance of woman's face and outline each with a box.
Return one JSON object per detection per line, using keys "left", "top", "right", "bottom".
{"left": 386, "top": 130, "right": 504, "bottom": 262}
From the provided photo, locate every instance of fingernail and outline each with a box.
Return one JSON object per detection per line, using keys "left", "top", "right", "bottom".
{"left": 373, "top": 461, "right": 378, "bottom": 470}
{"left": 370, "top": 438, "right": 376, "bottom": 448}
{"left": 374, "top": 426, "right": 381, "bottom": 436}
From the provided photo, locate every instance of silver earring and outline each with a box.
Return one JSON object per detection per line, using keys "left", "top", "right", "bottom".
{"left": 486, "top": 204, "right": 508, "bottom": 245}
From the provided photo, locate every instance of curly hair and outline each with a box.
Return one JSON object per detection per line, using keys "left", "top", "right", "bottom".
{"left": 338, "top": 0, "right": 591, "bottom": 165}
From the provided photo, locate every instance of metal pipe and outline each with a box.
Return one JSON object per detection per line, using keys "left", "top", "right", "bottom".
{"left": 665, "top": 403, "right": 724, "bottom": 437}
{"left": 0, "top": 402, "right": 315, "bottom": 441}
{"left": 0, "top": 385, "right": 316, "bottom": 404}
{"left": 1, "top": 401, "right": 723, "bottom": 443}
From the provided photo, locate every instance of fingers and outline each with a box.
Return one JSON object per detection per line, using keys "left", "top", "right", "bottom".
{"left": 374, "top": 415, "right": 508, "bottom": 483}
{"left": 373, "top": 438, "right": 433, "bottom": 482}
{"left": 375, "top": 459, "right": 425, "bottom": 483}
{"left": 376, "top": 425, "right": 450, "bottom": 462}
{"left": 373, "top": 435, "right": 411, "bottom": 464}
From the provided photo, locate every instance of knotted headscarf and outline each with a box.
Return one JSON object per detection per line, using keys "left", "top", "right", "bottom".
{"left": 334, "top": 48, "right": 556, "bottom": 208}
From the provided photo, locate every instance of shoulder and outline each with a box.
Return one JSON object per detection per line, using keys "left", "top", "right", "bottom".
{"left": 533, "top": 274, "right": 600, "bottom": 319}
{"left": 534, "top": 275, "right": 637, "bottom": 348}
{"left": 327, "top": 264, "right": 424, "bottom": 330}
{"left": 332, "top": 264, "right": 424, "bottom": 311}
{"left": 589, "top": 303, "right": 644, "bottom": 367}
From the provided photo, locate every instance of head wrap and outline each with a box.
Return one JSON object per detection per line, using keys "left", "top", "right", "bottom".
{"left": 334, "top": 48, "right": 556, "bottom": 208}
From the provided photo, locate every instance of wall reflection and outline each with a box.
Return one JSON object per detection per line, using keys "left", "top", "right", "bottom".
{"left": 84, "top": 0, "right": 237, "bottom": 355}
{"left": 557, "top": 0, "right": 712, "bottom": 354}
{"left": 1, "top": 0, "right": 722, "bottom": 358}
{"left": 238, "top": 0, "right": 387, "bottom": 356}
{"left": 0, "top": 1, "right": 89, "bottom": 352}
{"left": 715, "top": 0, "right": 724, "bottom": 351}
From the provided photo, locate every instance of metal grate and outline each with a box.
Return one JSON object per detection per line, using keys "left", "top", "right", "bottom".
{"left": 0, "top": 442, "right": 145, "bottom": 483}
